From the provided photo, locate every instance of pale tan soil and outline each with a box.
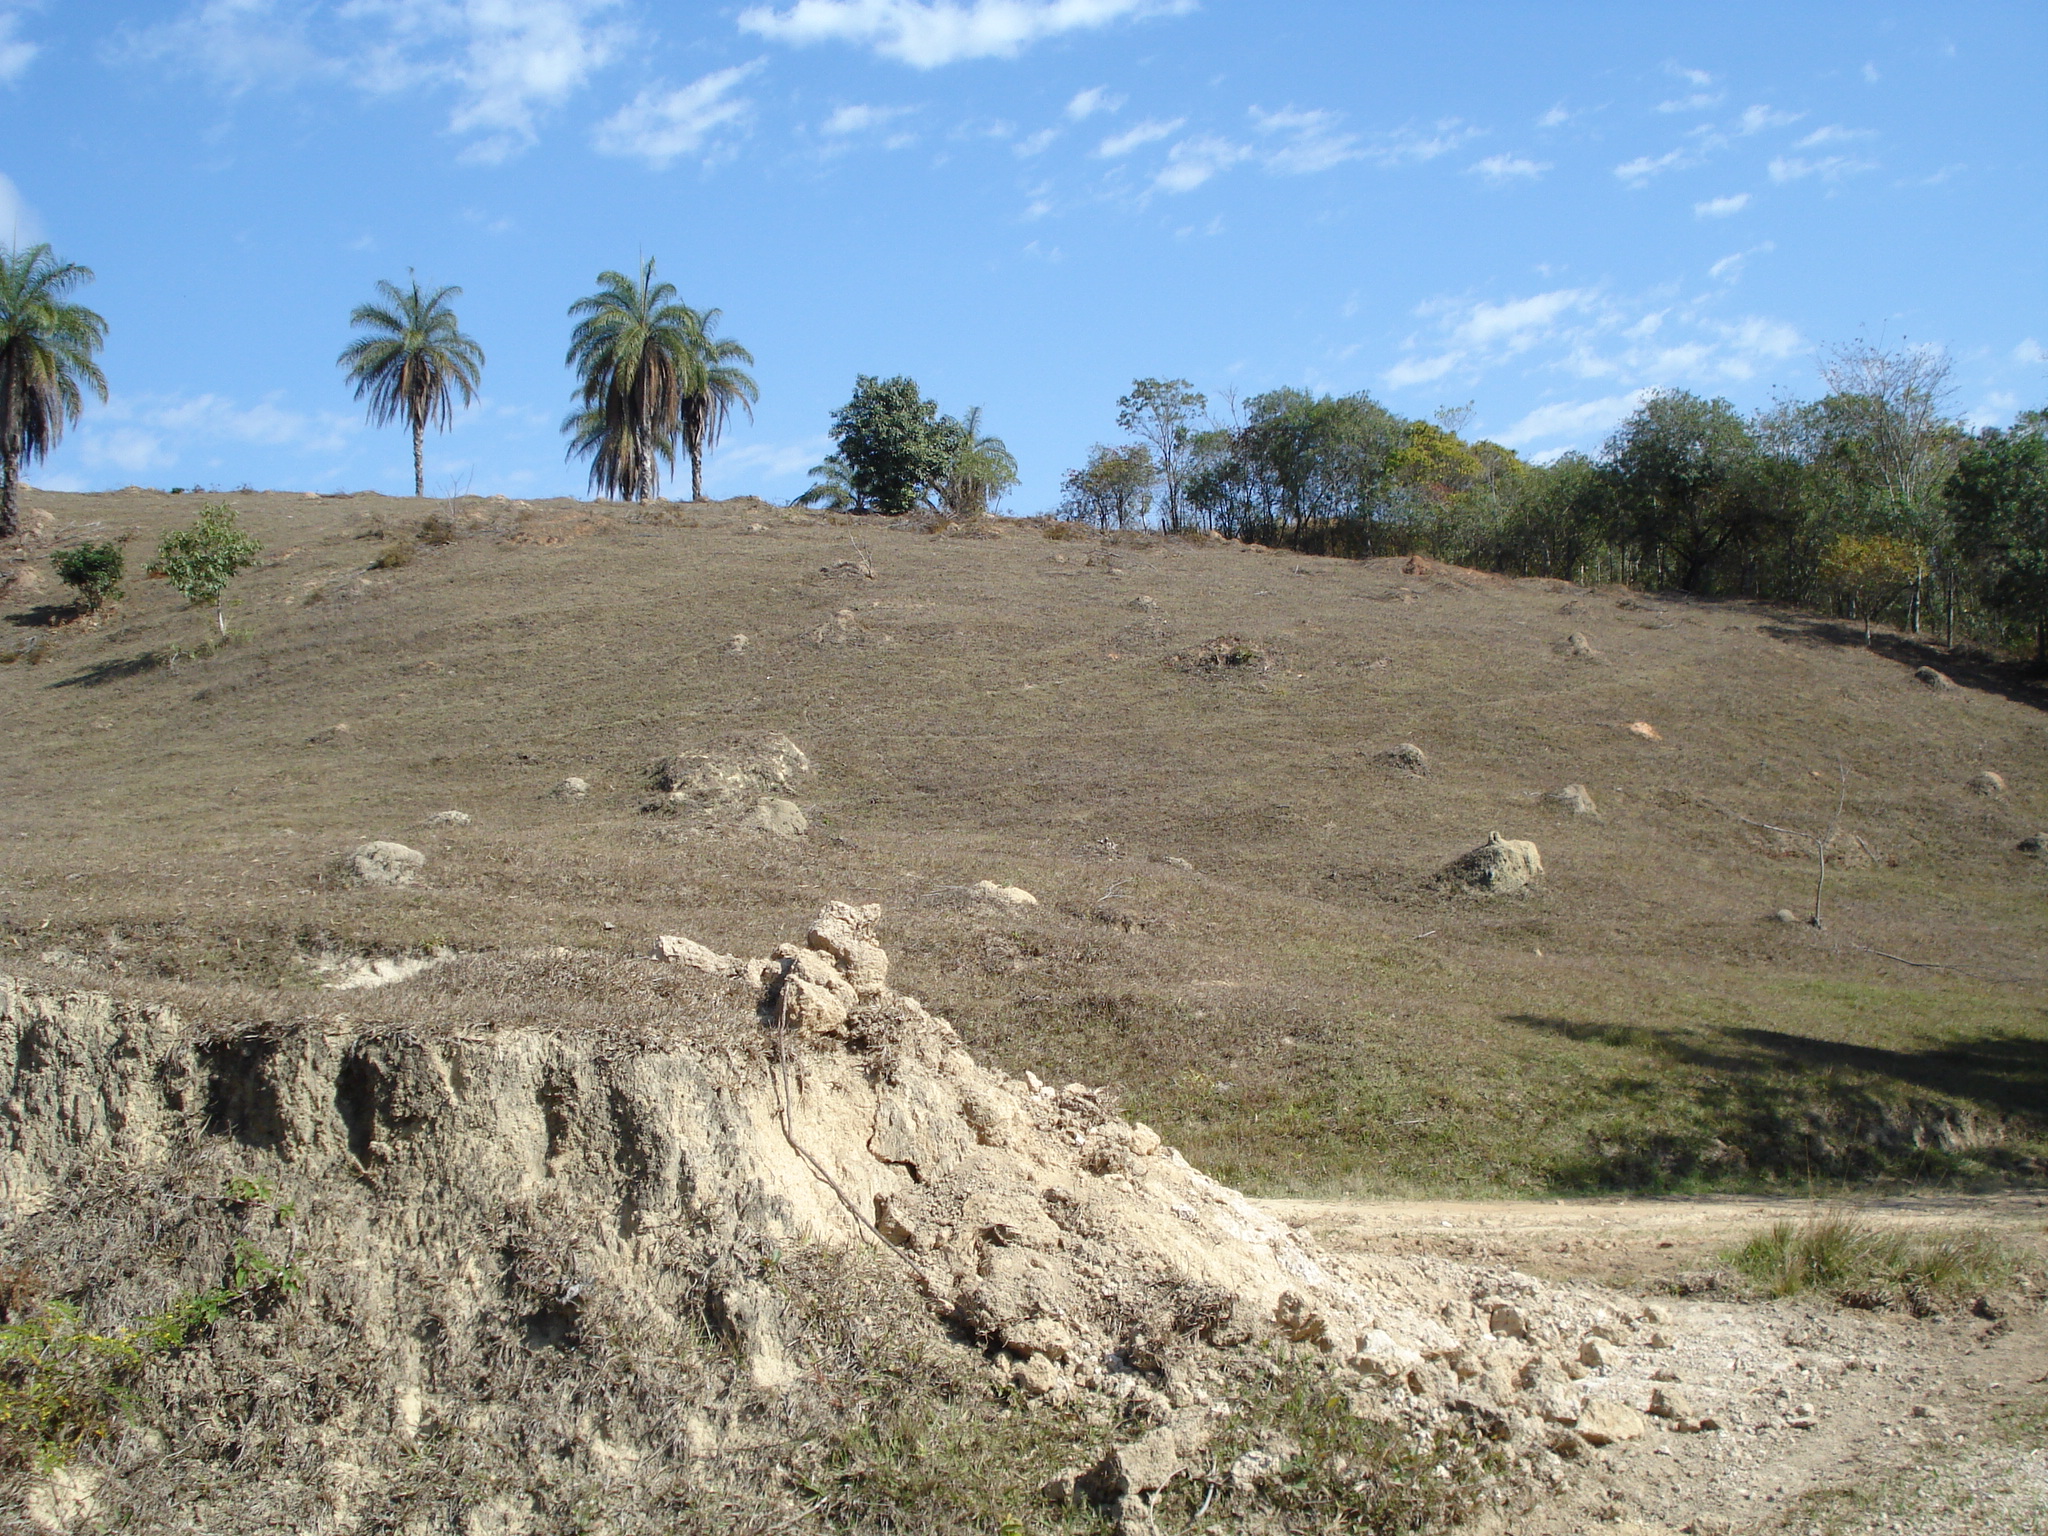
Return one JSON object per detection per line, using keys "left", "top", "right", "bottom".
{"left": 1263, "top": 1194, "right": 2048, "bottom": 1535}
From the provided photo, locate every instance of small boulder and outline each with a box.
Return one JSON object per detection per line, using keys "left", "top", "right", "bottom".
{"left": 805, "top": 901, "right": 888, "bottom": 996}
{"left": 1967, "top": 770, "right": 2006, "bottom": 796}
{"left": 1913, "top": 665, "right": 1959, "bottom": 691}
{"left": 0, "top": 565, "right": 46, "bottom": 603}
{"left": 1440, "top": 833, "right": 1543, "bottom": 895}
{"left": 1648, "top": 1386, "right": 1694, "bottom": 1420}
{"left": 1626, "top": 720, "right": 1662, "bottom": 741}
{"left": 347, "top": 841, "right": 425, "bottom": 887}
{"left": 724, "top": 634, "right": 748, "bottom": 653}
{"left": 2018, "top": 833, "right": 2045, "bottom": 855}
{"left": 426, "top": 810, "right": 471, "bottom": 827}
{"left": 1578, "top": 1337, "right": 1617, "bottom": 1369}
{"left": 740, "top": 796, "right": 808, "bottom": 838}
{"left": 1382, "top": 742, "right": 1430, "bottom": 776}
{"left": 970, "top": 879, "right": 1038, "bottom": 908}
{"left": 1156, "top": 855, "right": 1195, "bottom": 871}
{"left": 1574, "top": 1399, "right": 1646, "bottom": 1446}
{"left": 1548, "top": 784, "right": 1598, "bottom": 816}
{"left": 552, "top": 777, "right": 590, "bottom": 798}
{"left": 1771, "top": 908, "right": 1800, "bottom": 924}
{"left": 1489, "top": 1304, "right": 1529, "bottom": 1339}
{"left": 1561, "top": 631, "right": 1600, "bottom": 658}
{"left": 653, "top": 935, "right": 738, "bottom": 973}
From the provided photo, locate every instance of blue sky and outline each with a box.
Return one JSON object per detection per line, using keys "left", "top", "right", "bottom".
{"left": 4, "top": 1, "right": 2043, "bottom": 506}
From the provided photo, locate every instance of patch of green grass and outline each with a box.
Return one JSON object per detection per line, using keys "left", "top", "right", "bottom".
{"left": 1724, "top": 1214, "right": 2018, "bottom": 1302}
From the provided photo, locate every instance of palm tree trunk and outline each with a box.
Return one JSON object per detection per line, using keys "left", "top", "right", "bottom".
{"left": 0, "top": 445, "right": 17, "bottom": 540}
{"left": 691, "top": 448, "right": 703, "bottom": 503}
{"left": 412, "top": 421, "right": 426, "bottom": 499}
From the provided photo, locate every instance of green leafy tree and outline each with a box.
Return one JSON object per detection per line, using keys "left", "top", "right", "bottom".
{"left": 1946, "top": 426, "right": 2048, "bottom": 666}
{"left": 0, "top": 245, "right": 108, "bottom": 541}
{"left": 1116, "top": 378, "right": 1206, "bottom": 530}
{"left": 676, "top": 309, "right": 757, "bottom": 503}
{"left": 829, "top": 375, "right": 950, "bottom": 516}
{"left": 1599, "top": 390, "right": 1784, "bottom": 592}
{"left": 563, "top": 259, "right": 701, "bottom": 502}
{"left": 1186, "top": 389, "right": 1404, "bottom": 550}
{"left": 792, "top": 454, "right": 860, "bottom": 511}
{"left": 52, "top": 541, "right": 124, "bottom": 612}
{"left": 1058, "top": 443, "right": 1156, "bottom": 529}
{"left": 152, "top": 502, "right": 262, "bottom": 636}
{"left": 337, "top": 276, "right": 484, "bottom": 498}
{"left": 1817, "top": 533, "right": 1923, "bottom": 643}
{"left": 929, "top": 406, "right": 1019, "bottom": 518}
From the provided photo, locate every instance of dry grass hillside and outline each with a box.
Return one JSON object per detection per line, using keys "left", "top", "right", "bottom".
{"left": 3, "top": 487, "right": 2044, "bottom": 1199}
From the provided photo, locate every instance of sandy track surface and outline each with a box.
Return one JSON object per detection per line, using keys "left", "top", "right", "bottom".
{"left": 1257, "top": 1194, "right": 2048, "bottom": 1536}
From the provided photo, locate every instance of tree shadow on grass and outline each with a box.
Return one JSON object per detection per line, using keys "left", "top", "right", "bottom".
{"left": 4, "top": 603, "right": 82, "bottom": 629}
{"left": 1510, "top": 1014, "right": 2048, "bottom": 1190}
{"left": 1756, "top": 612, "right": 2048, "bottom": 712}
{"left": 47, "top": 652, "right": 167, "bottom": 688}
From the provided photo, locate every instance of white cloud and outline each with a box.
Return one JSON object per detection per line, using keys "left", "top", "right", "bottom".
{"left": 0, "top": 170, "right": 42, "bottom": 245}
{"left": 1152, "top": 132, "right": 1250, "bottom": 193}
{"left": 1794, "top": 123, "right": 1874, "bottom": 149}
{"left": 1613, "top": 147, "right": 1690, "bottom": 185}
{"left": 1694, "top": 192, "right": 1749, "bottom": 218}
{"left": 736, "top": 0, "right": 1194, "bottom": 69}
{"left": 119, "top": 0, "right": 627, "bottom": 160}
{"left": 2015, "top": 339, "right": 2047, "bottom": 365}
{"left": 1014, "top": 125, "right": 1057, "bottom": 156}
{"left": 1382, "top": 281, "right": 1806, "bottom": 403}
{"left": 1768, "top": 153, "right": 1877, "bottom": 183}
{"left": 1658, "top": 91, "right": 1723, "bottom": 113}
{"left": 1861, "top": 61, "right": 1880, "bottom": 84}
{"left": 1251, "top": 106, "right": 1361, "bottom": 174}
{"left": 77, "top": 391, "right": 359, "bottom": 474}
{"left": 1707, "top": 241, "right": 1773, "bottom": 281}
{"left": 0, "top": 12, "right": 38, "bottom": 85}
{"left": 1498, "top": 390, "right": 1653, "bottom": 449}
{"left": 1536, "top": 103, "right": 1571, "bottom": 129}
{"left": 821, "top": 101, "right": 913, "bottom": 135}
{"left": 1467, "top": 153, "right": 1550, "bottom": 186}
{"left": 593, "top": 62, "right": 760, "bottom": 168}
{"left": 1065, "top": 85, "right": 1121, "bottom": 120}
{"left": 1095, "top": 116, "right": 1180, "bottom": 157}
{"left": 706, "top": 435, "right": 832, "bottom": 488}
{"left": 1734, "top": 104, "right": 1800, "bottom": 134}
{"left": 1363, "top": 117, "right": 1481, "bottom": 166}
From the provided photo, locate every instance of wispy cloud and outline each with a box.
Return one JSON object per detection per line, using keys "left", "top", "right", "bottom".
{"left": 1498, "top": 390, "right": 1654, "bottom": 450}
{"left": 1152, "top": 132, "right": 1251, "bottom": 193}
{"left": 118, "top": 0, "right": 628, "bottom": 161}
{"left": 77, "top": 391, "right": 359, "bottom": 474}
{"left": 2014, "top": 339, "right": 2046, "bottom": 366}
{"left": 736, "top": 0, "right": 1194, "bottom": 69}
{"left": 1708, "top": 241, "right": 1773, "bottom": 281}
{"left": 1614, "top": 147, "right": 1691, "bottom": 185}
{"left": 1467, "top": 153, "right": 1549, "bottom": 186}
{"left": 0, "top": 170, "right": 41, "bottom": 245}
{"left": 1694, "top": 192, "right": 1749, "bottom": 218}
{"left": 1768, "top": 152, "right": 1878, "bottom": 183}
{"left": 1656, "top": 62, "right": 1722, "bottom": 113}
{"left": 1536, "top": 102, "right": 1572, "bottom": 129}
{"left": 1734, "top": 104, "right": 1800, "bottom": 134}
{"left": 1251, "top": 106, "right": 1362, "bottom": 174}
{"left": 1793, "top": 123, "right": 1874, "bottom": 149}
{"left": 0, "top": 10, "right": 38, "bottom": 85}
{"left": 821, "top": 100, "right": 914, "bottom": 135}
{"left": 1065, "top": 85, "right": 1122, "bottom": 120}
{"left": 1382, "top": 280, "right": 1806, "bottom": 407}
{"left": 1363, "top": 117, "right": 1481, "bottom": 167}
{"left": 1096, "top": 116, "right": 1181, "bottom": 157}
{"left": 593, "top": 62, "right": 760, "bottom": 168}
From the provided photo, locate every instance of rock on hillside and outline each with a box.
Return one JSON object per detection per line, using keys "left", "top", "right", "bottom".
{"left": 3, "top": 905, "right": 1685, "bottom": 1531}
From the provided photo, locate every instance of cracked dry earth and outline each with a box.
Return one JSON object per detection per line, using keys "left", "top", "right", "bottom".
{"left": 1266, "top": 1196, "right": 2048, "bottom": 1536}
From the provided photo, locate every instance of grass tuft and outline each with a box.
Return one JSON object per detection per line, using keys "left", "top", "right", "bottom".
{"left": 1725, "top": 1214, "right": 2018, "bottom": 1305}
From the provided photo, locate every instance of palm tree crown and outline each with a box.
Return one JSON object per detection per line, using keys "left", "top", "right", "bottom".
{"left": 563, "top": 259, "right": 695, "bottom": 502}
{"left": 933, "top": 407, "right": 1019, "bottom": 518}
{"left": 338, "top": 276, "right": 484, "bottom": 498}
{"left": 678, "top": 309, "right": 757, "bottom": 503}
{"left": 0, "top": 244, "right": 108, "bottom": 539}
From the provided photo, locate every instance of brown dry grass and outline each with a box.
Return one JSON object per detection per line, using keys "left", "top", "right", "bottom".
{"left": 4, "top": 486, "right": 2046, "bottom": 1196}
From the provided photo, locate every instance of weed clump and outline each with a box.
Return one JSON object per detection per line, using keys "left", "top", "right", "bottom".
{"left": 1725, "top": 1214, "right": 2019, "bottom": 1308}
{"left": 371, "top": 539, "right": 416, "bottom": 569}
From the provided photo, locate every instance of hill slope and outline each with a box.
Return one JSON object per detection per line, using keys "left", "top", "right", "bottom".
{"left": 2, "top": 488, "right": 2044, "bottom": 1195}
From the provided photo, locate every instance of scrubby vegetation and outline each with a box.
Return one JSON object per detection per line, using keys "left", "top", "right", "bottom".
{"left": 1726, "top": 1214, "right": 2018, "bottom": 1306}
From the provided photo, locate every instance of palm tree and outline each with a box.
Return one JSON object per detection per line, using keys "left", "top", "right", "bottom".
{"left": 677, "top": 309, "right": 757, "bottom": 502}
{"left": 931, "top": 407, "right": 1019, "bottom": 518}
{"left": 563, "top": 259, "right": 697, "bottom": 502}
{"left": 793, "top": 454, "right": 860, "bottom": 511}
{"left": 337, "top": 276, "right": 484, "bottom": 498}
{"left": 0, "top": 244, "right": 108, "bottom": 540}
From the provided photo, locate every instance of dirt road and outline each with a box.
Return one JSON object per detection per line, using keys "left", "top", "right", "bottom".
{"left": 1255, "top": 1193, "right": 2048, "bottom": 1536}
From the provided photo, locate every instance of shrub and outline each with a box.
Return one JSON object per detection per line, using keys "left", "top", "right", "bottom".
{"left": 153, "top": 502, "right": 262, "bottom": 636}
{"left": 51, "top": 542, "right": 124, "bottom": 611}
{"left": 371, "top": 540, "right": 415, "bottom": 569}
{"left": 416, "top": 514, "right": 456, "bottom": 546}
{"left": 1726, "top": 1215, "right": 2018, "bottom": 1304}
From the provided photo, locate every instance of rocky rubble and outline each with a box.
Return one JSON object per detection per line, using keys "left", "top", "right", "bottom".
{"left": 2, "top": 904, "right": 1780, "bottom": 1531}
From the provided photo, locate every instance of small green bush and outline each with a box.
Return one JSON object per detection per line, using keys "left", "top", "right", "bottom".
{"left": 51, "top": 542, "right": 124, "bottom": 611}
{"left": 372, "top": 540, "right": 416, "bottom": 569}
{"left": 153, "top": 502, "right": 262, "bottom": 636}
{"left": 416, "top": 514, "right": 457, "bottom": 546}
